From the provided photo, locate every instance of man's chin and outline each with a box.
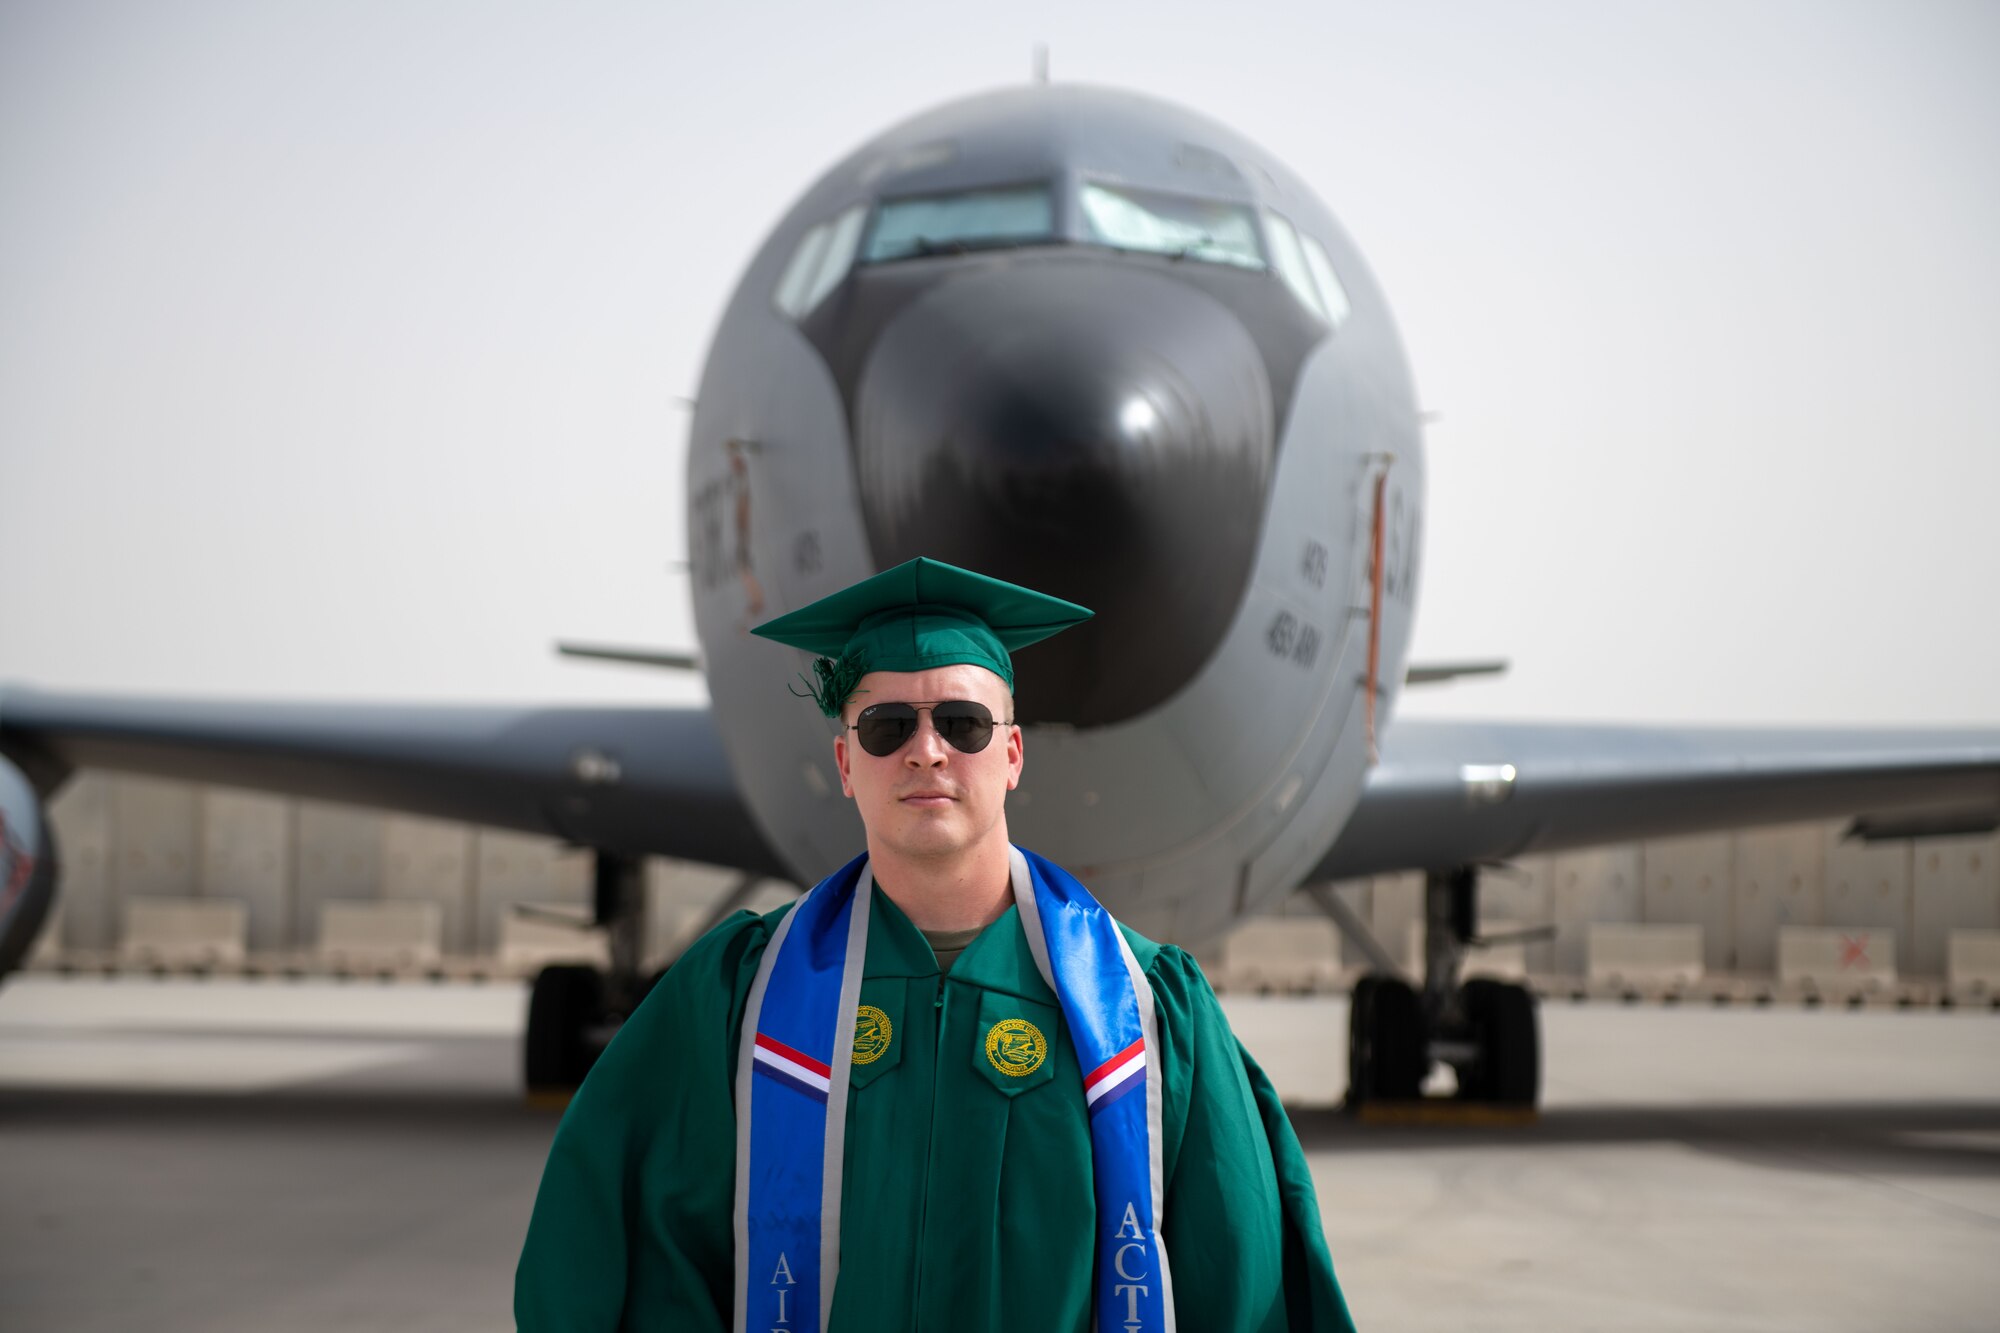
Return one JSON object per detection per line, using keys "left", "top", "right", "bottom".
{"left": 880, "top": 817, "right": 972, "bottom": 859}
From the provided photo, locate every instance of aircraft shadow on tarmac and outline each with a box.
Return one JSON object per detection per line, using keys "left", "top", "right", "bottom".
{"left": 7, "top": 1085, "right": 1998, "bottom": 1184}
{"left": 1287, "top": 1101, "right": 2000, "bottom": 1181}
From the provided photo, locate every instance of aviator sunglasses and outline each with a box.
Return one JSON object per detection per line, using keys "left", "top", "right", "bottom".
{"left": 848, "top": 700, "right": 1011, "bottom": 757}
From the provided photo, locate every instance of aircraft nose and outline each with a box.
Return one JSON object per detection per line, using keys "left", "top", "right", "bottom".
{"left": 852, "top": 259, "right": 1276, "bottom": 726}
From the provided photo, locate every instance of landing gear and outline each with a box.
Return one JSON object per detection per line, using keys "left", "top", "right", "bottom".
{"left": 1347, "top": 974, "right": 1425, "bottom": 1102}
{"left": 1328, "top": 865, "right": 1547, "bottom": 1114}
{"left": 522, "top": 855, "right": 770, "bottom": 1095}
{"left": 1456, "top": 977, "right": 1538, "bottom": 1104}
{"left": 526, "top": 963, "right": 605, "bottom": 1090}
{"left": 523, "top": 851, "right": 644, "bottom": 1095}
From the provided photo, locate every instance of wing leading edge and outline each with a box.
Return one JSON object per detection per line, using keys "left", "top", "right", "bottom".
{"left": 10, "top": 689, "right": 1997, "bottom": 895}
{"left": 1314, "top": 718, "right": 2000, "bottom": 882}
{"left": 0, "top": 686, "right": 787, "bottom": 877}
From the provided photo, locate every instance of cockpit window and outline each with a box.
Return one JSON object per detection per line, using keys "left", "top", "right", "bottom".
{"left": 774, "top": 204, "right": 867, "bottom": 319}
{"left": 1080, "top": 182, "right": 1263, "bottom": 269}
{"left": 808, "top": 206, "right": 866, "bottom": 306}
{"left": 774, "top": 224, "right": 831, "bottom": 317}
{"left": 1300, "top": 234, "right": 1351, "bottom": 328}
{"left": 1264, "top": 211, "right": 1328, "bottom": 321}
{"left": 861, "top": 184, "right": 1054, "bottom": 262}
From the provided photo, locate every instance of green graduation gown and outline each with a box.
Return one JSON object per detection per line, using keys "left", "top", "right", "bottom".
{"left": 515, "top": 890, "right": 1355, "bottom": 1332}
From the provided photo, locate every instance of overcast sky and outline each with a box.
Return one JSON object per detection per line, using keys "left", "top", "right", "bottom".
{"left": 2, "top": 0, "right": 1995, "bottom": 727}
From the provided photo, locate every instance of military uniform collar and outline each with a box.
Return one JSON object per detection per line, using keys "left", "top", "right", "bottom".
{"left": 866, "top": 883, "right": 1057, "bottom": 1005}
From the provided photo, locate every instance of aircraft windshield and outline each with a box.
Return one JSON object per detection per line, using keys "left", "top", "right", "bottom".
{"left": 862, "top": 185, "right": 1055, "bottom": 262}
{"left": 1080, "top": 182, "right": 1264, "bottom": 269}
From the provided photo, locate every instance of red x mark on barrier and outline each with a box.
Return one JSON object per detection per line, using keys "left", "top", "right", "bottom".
{"left": 1838, "top": 933, "right": 1871, "bottom": 969}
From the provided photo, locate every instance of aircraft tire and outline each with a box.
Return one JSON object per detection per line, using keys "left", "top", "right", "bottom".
{"left": 525, "top": 963, "right": 605, "bottom": 1091}
{"left": 1348, "top": 973, "right": 1426, "bottom": 1106}
{"left": 1458, "top": 978, "right": 1539, "bottom": 1105}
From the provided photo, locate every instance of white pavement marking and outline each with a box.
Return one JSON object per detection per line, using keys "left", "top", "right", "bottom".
{"left": 0, "top": 1032, "right": 423, "bottom": 1093}
{"left": 0, "top": 977, "right": 528, "bottom": 1094}
{"left": 0, "top": 975, "right": 528, "bottom": 1036}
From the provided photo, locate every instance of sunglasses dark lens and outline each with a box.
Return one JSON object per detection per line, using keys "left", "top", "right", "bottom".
{"left": 855, "top": 704, "right": 919, "bottom": 757}
{"left": 932, "top": 701, "right": 996, "bottom": 753}
{"left": 852, "top": 701, "right": 998, "bottom": 757}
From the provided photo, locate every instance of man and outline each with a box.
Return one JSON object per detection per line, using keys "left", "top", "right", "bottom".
{"left": 516, "top": 558, "right": 1355, "bottom": 1332}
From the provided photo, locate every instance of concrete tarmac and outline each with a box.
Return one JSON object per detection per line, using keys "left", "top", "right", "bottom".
{"left": 2, "top": 977, "right": 1997, "bottom": 1332}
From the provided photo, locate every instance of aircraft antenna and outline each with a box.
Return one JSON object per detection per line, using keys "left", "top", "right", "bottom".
{"left": 1033, "top": 43, "right": 1049, "bottom": 84}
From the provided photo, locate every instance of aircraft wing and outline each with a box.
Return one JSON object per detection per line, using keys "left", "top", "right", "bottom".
{"left": 12, "top": 688, "right": 1998, "bottom": 890}
{"left": 0, "top": 685, "right": 787, "bottom": 876}
{"left": 1314, "top": 718, "right": 2000, "bottom": 880}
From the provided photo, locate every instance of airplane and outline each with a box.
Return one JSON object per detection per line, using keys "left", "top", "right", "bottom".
{"left": 3, "top": 83, "right": 1997, "bottom": 1108}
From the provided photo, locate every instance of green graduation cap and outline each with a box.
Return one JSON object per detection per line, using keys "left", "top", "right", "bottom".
{"left": 750, "top": 557, "right": 1093, "bottom": 717}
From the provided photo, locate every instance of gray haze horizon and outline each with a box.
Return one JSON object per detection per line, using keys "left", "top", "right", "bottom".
{"left": 3, "top": 0, "right": 1996, "bottom": 728}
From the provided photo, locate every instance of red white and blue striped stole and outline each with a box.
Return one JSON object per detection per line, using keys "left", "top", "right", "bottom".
{"left": 732, "top": 845, "right": 1176, "bottom": 1332}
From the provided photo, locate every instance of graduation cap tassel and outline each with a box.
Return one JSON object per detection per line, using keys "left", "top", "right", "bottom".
{"left": 789, "top": 650, "right": 869, "bottom": 719}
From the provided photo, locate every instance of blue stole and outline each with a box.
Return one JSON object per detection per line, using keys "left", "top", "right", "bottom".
{"left": 732, "top": 845, "right": 1176, "bottom": 1332}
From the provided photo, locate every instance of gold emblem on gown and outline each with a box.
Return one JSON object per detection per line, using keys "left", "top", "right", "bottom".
{"left": 984, "top": 1018, "right": 1047, "bottom": 1076}
{"left": 852, "top": 1004, "right": 892, "bottom": 1065}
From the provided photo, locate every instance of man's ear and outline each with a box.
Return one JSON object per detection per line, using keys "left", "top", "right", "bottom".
{"left": 834, "top": 732, "right": 854, "bottom": 798}
{"left": 1005, "top": 722, "right": 1024, "bottom": 791}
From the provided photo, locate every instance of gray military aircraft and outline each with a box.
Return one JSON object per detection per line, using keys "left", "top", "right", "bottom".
{"left": 3, "top": 85, "right": 1997, "bottom": 1107}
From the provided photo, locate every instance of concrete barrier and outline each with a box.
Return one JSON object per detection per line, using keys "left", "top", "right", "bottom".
{"left": 1587, "top": 923, "right": 1704, "bottom": 986}
{"left": 1946, "top": 929, "right": 2000, "bottom": 991}
{"left": 500, "top": 902, "right": 609, "bottom": 973}
{"left": 1777, "top": 926, "right": 1896, "bottom": 989}
{"left": 120, "top": 896, "right": 247, "bottom": 967}
{"left": 1217, "top": 917, "right": 1341, "bottom": 991}
{"left": 317, "top": 900, "right": 443, "bottom": 971}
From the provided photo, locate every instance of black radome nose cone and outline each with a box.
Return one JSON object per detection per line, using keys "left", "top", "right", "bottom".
{"left": 853, "top": 259, "right": 1275, "bottom": 726}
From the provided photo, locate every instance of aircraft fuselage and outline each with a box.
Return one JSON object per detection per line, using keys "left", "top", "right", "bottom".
{"left": 689, "top": 85, "right": 1424, "bottom": 941}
